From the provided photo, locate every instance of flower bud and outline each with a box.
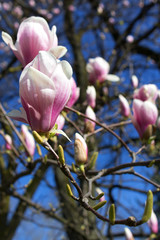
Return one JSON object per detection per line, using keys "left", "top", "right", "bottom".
{"left": 5, "top": 134, "right": 12, "bottom": 150}
{"left": 85, "top": 106, "right": 96, "bottom": 133}
{"left": 119, "top": 94, "right": 130, "bottom": 117}
{"left": 86, "top": 86, "right": 96, "bottom": 108}
{"left": 55, "top": 114, "right": 65, "bottom": 130}
{"left": 124, "top": 227, "right": 134, "bottom": 240}
{"left": 131, "top": 75, "right": 138, "bottom": 88}
{"left": 147, "top": 210, "right": 158, "bottom": 233}
{"left": 21, "top": 124, "right": 35, "bottom": 156}
{"left": 74, "top": 133, "right": 88, "bottom": 165}
{"left": 95, "top": 187, "right": 105, "bottom": 202}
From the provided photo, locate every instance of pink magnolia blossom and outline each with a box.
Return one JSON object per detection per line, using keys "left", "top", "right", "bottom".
{"left": 131, "top": 75, "right": 138, "bottom": 89}
{"left": 8, "top": 51, "right": 72, "bottom": 133}
{"left": 133, "top": 84, "right": 158, "bottom": 103}
{"left": 86, "top": 86, "right": 96, "bottom": 108}
{"left": 132, "top": 99, "right": 158, "bottom": 139}
{"left": 124, "top": 227, "right": 134, "bottom": 240}
{"left": 147, "top": 210, "right": 158, "bottom": 233}
{"left": 2, "top": 16, "right": 67, "bottom": 67}
{"left": 86, "top": 57, "right": 119, "bottom": 85}
{"left": 85, "top": 106, "right": 96, "bottom": 132}
{"left": 5, "top": 134, "right": 12, "bottom": 150}
{"left": 21, "top": 125, "right": 35, "bottom": 156}
{"left": 119, "top": 94, "right": 130, "bottom": 117}
{"left": 66, "top": 77, "right": 80, "bottom": 108}
{"left": 55, "top": 114, "right": 65, "bottom": 130}
{"left": 74, "top": 133, "right": 88, "bottom": 165}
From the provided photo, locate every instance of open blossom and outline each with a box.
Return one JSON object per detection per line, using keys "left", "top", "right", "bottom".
{"left": 8, "top": 51, "right": 72, "bottom": 133}
{"left": 124, "top": 227, "right": 134, "bottom": 240}
{"left": 74, "top": 133, "right": 88, "bottom": 165}
{"left": 86, "top": 57, "right": 119, "bottom": 85}
{"left": 66, "top": 77, "right": 80, "bottom": 108}
{"left": 119, "top": 94, "right": 130, "bottom": 117}
{"left": 5, "top": 134, "right": 12, "bottom": 150}
{"left": 21, "top": 125, "right": 35, "bottom": 156}
{"left": 147, "top": 210, "right": 158, "bottom": 233}
{"left": 86, "top": 86, "right": 96, "bottom": 108}
{"left": 85, "top": 106, "right": 96, "bottom": 133}
{"left": 133, "top": 84, "right": 158, "bottom": 103}
{"left": 132, "top": 99, "right": 158, "bottom": 139}
{"left": 2, "top": 16, "right": 67, "bottom": 67}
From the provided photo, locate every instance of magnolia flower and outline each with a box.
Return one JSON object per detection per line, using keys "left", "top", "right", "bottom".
{"left": 132, "top": 99, "right": 158, "bottom": 139}
{"left": 133, "top": 84, "right": 158, "bottom": 103}
{"left": 131, "top": 75, "right": 138, "bottom": 89}
{"left": 74, "top": 133, "right": 88, "bottom": 165}
{"left": 124, "top": 227, "right": 134, "bottom": 240}
{"left": 21, "top": 124, "right": 35, "bottom": 156}
{"left": 8, "top": 51, "right": 72, "bottom": 133}
{"left": 85, "top": 106, "right": 96, "bottom": 133}
{"left": 2, "top": 16, "right": 67, "bottom": 67}
{"left": 86, "top": 57, "right": 120, "bottom": 84}
{"left": 119, "top": 94, "right": 130, "bottom": 117}
{"left": 55, "top": 114, "right": 65, "bottom": 130}
{"left": 66, "top": 77, "right": 80, "bottom": 108}
{"left": 86, "top": 86, "right": 96, "bottom": 108}
{"left": 147, "top": 210, "right": 158, "bottom": 233}
{"left": 5, "top": 134, "right": 12, "bottom": 150}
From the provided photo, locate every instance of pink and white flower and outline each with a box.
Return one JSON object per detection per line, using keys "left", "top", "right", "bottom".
{"left": 133, "top": 84, "right": 158, "bottom": 103}
{"left": 5, "top": 134, "right": 12, "bottom": 150}
{"left": 132, "top": 99, "right": 158, "bottom": 139}
{"left": 8, "top": 51, "right": 72, "bottom": 133}
{"left": 86, "top": 57, "right": 119, "bottom": 84}
{"left": 2, "top": 16, "right": 67, "bottom": 67}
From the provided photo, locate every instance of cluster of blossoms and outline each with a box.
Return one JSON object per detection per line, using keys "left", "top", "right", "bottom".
{"left": 119, "top": 78, "right": 159, "bottom": 140}
{"left": 2, "top": 16, "right": 81, "bottom": 156}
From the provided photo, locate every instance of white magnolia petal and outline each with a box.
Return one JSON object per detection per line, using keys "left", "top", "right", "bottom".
{"left": 106, "top": 74, "right": 120, "bottom": 82}
{"left": 54, "top": 129, "right": 71, "bottom": 142}
{"left": 61, "top": 60, "right": 73, "bottom": 79}
{"left": 49, "top": 46, "right": 67, "bottom": 58}
{"left": 2, "top": 32, "right": 16, "bottom": 50}
{"left": 21, "top": 66, "right": 55, "bottom": 89}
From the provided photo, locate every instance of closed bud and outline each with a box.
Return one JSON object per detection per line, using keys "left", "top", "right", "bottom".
{"left": 74, "top": 133, "right": 88, "bottom": 165}
{"left": 147, "top": 210, "right": 158, "bottom": 233}
{"left": 142, "top": 190, "right": 153, "bottom": 223}
{"left": 85, "top": 106, "right": 96, "bottom": 133}
{"left": 5, "top": 134, "right": 12, "bottom": 150}
{"left": 124, "top": 227, "right": 134, "bottom": 240}
{"left": 86, "top": 86, "right": 96, "bottom": 108}
{"left": 119, "top": 94, "right": 130, "bottom": 117}
{"left": 109, "top": 204, "right": 115, "bottom": 225}
{"left": 21, "top": 124, "right": 35, "bottom": 156}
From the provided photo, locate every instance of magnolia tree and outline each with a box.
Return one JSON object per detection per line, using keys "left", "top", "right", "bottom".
{"left": 0, "top": 1, "right": 160, "bottom": 240}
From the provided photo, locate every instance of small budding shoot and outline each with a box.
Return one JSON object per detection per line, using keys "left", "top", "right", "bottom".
{"left": 109, "top": 204, "right": 116, "bottom": 225}
{"left": 93, "top": 200, "right": 107, "bottom": 211}
{"left": 88, "top": 152, "right": 98, "bottom": 169}
{"left": 66, "top": 184, "right": 73, "bottom": 197}
{"left": 58, "top": 145, "right": 65, "bottom": 165}
{"left": 142, "top": 190, "right": 153, "bottom": 223}
{"left": 95, "top": 192, "right": 105, "bottom": 200}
